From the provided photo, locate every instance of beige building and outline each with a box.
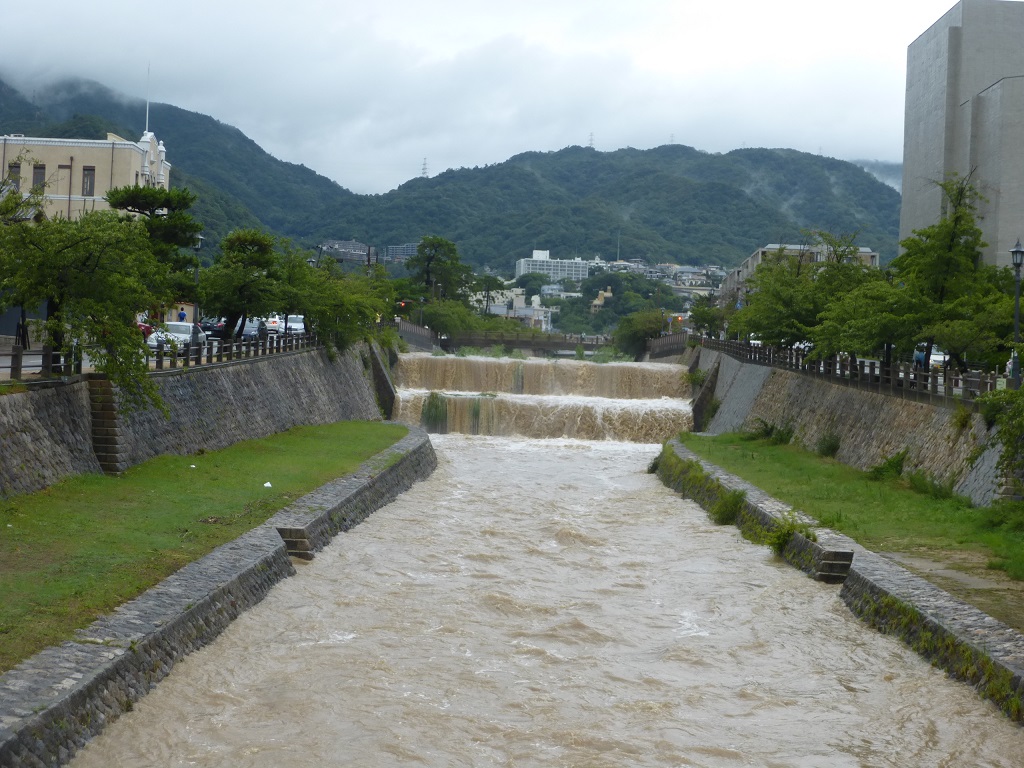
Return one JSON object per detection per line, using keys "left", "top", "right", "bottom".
{"left": 719, "top": 243, "right": 880, "bottom": 305}
{"left": 1, "top": 130, "right": 170, "bottom": 220}
{"left": 901, "top": 0, "right": 1024, "bottom": 267}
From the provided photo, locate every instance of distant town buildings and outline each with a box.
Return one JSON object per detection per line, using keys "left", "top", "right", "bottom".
{"left": 1, "top": 131, "right": 171, "bottom": 220}
{"left": 901, "top": 0, "right": 1024, "bottom": 267}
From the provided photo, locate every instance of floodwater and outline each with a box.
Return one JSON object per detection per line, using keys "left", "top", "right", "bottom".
{"left": 392, "top": 354, "right": 692, "bottom": 441}
{"left": 70, "top": 435, "right": 1024, "bottom": 767}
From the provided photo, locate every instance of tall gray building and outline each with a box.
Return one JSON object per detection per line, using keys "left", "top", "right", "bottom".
{"left": 901, "top": 0, "right": 1024, "bottom": 267}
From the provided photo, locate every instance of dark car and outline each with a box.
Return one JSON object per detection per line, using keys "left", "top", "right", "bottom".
{"left": 239, "top": 318, "right": 268, "bottom": 341}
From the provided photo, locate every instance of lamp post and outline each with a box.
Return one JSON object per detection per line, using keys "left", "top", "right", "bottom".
{"left": 192, "top": 234, "right": 204, "bottom": 323}
{"left": 1011, "top": 239, "right": 1024, "bottom": 387}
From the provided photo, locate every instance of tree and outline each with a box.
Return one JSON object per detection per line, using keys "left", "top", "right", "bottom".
{"left": 0, "top": 211, "right": 168, "bottom": 408}
{"left": 304, "top": 264, "right": 390, "bottom": 352}
{"left": 406, "top": 236, "right": 473, "bottom": 299}
{"left": 473, "top": 274, "right": 506, "bottom": 315}
{"left": 201, "top": 229, "right": 280, "bottom": 339}
{"left": 106, "top": 185, "right": 203, "bottom": 301}
{"left": 613, "top": 310, "right": 665, "bottom": 358}
{"left": 891, "top": 174, "right": 1001, "bottom": 370}
{"left": 688, "top": 294, "right": 726, "bottom": 338}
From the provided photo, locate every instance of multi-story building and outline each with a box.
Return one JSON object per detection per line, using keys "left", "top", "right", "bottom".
{"left": 900, "top": 0, "right": 1024, "bottom": 267}
{"left": 719, "top": 243, "right": 880, "bottom": 306}
{"left": 1, "top": 130, "right": 171, "bottom": 220}
{"left": 514, "top": 250, "right": 597, "bottom": 281}
{"left": 385, "top": 242, "right": 420, "bottom": 263}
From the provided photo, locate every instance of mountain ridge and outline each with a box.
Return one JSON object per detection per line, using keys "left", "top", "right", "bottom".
{"left": 0, "top": 75, "right": 901, "bottom": 272}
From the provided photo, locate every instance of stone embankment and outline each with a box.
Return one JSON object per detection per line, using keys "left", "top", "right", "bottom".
{"left": 0, "top": 344, "right": 395, "bottom": 498}
{"left": 696, "top": 348, "right": 1001, "bottom": 506}
{"left": 0, "top": 428, "right": 437, "bottom": 768}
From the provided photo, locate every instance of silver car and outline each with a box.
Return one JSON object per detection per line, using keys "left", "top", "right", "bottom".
{"left": 146, "top": 322, "right": 207, "bottom": 353}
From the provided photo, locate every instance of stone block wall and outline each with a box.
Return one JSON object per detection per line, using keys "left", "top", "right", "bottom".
{"left": 0, "top": 346, "right": 386, "bottom": 498}
{"left": 0, "top": 382, "right": 101, "bottom": 498}
{"left": 697, "top": 349, "right": 1000, "bottom": 506}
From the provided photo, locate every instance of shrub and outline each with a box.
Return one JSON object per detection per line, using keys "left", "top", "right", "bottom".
{"left": 868, "top": 450, "right": 907, "bottom": 480}
{"left": 710, "top": 489, "right": 746, "bottom": 525}
{"left": 683, "top": 368, "right": 707, "bottom": 389}
{"left": 765, "top": 513, "right": 817, "bottom": 556}
{"left": 769, "top": 423, "right": 795, "bottom": 446}
{"left": 421, "top": 392, "right": 448, "bottom": 433}
{"left": 703, "top": 398, "right": 721, "bottom": 424}
{"left": 815, "top": 431, "right": 841, "bottom": 458}
{"left": 905, "top": 470, "right": 960, "bottom": 500}
{"left": 952, "top": 402, "right": 974, "bottom": 434}
{"left": 750, "top": 418, "right": 775, "bottom": 440}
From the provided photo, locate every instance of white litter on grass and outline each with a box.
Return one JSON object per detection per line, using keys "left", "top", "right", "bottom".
{"left": 190, "top": 465, "right": 196, "bottom": 468}
{"left": 264, "top": 482, "right": 272, "bottom": 488}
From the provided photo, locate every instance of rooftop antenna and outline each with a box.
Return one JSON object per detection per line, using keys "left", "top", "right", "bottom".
{"left": 144, "top": 62, "right": 151, "bottom": 134}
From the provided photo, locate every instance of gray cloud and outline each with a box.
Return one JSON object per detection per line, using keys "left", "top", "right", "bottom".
{"left": 1, "top": 0, "right": 956, "bottom": 193}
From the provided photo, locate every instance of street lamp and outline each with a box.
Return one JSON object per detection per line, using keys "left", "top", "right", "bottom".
{"left": 192, "top": 234, "right": 204, "bottom": 323}
{"left": 1011, "top": 239, "right": 1024, "bottom": 386}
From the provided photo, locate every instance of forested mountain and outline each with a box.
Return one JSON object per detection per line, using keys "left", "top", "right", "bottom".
{"left": 0, "top": 76, "right": 901, "bottom": 273}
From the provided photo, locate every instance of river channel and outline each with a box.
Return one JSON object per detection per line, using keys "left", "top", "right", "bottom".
{"left": 70, "top": 433, "right": 1024, "bottom": 766}
{"left": 68, "top": 355, "right": 1024, "bottom": 766}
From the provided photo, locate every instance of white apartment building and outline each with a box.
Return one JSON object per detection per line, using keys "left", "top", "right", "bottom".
{"left": 1, "top": 130, "right": 171, "bottom": 220}
{"left": 901, "top": 0, "right": 1024, "bottom": 267}
{"left": 514, "top": 250, "right": 597, "bottom": 281}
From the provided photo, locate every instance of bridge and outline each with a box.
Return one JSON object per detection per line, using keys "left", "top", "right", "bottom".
{"left": 394, "top": 320, "right": 605, "bottom": 356}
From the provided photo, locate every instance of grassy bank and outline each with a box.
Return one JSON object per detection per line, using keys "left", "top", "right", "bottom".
{"left": 0, "top": 421, "right": 408, "bottom": 674}
{"left": 676, "top": 432, "right": 1024, "bottom": 629}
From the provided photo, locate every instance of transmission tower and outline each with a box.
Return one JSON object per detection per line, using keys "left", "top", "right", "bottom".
{"left": 421, "top": 158, "right": 428, "bottom": 178}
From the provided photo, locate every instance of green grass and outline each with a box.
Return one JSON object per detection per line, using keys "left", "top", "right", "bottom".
{"left": 0, "top": 421, "right": 408, "bottom": 673}
{"left": 676, "top": 431, "right": 1024, "bottom": 576}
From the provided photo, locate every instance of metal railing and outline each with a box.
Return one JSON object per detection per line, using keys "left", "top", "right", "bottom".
{"left": 700, "top": 337, "right": 1004, "bottom": 407}
{"left": 0, "top": 333, "right": 320, "bottom": 383}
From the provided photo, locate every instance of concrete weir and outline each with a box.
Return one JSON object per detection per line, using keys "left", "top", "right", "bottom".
{"left": 0, "top": 428, "right": 437, "bottom": 768}
{"left": 659, "top": 439, "right": 1024, "bottom": 723}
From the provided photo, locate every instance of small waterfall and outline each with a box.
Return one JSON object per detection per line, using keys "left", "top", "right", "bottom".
{"left": 393, "top": 354, "right": 692, "bottom": 442}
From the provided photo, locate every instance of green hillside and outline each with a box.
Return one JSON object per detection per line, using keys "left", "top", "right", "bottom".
{"left": 0, "top": 76, "right": 901, "bottom": 272}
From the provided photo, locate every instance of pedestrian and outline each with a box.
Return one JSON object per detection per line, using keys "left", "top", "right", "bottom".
{"left": 177, "top": 306, "right": 187, "bottom": 322}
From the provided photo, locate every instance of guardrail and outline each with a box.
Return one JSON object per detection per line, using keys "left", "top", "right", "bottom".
{"left": 0, "top": 333, "right": 320, "bottom": 382}
{"left": 700, "top": 337, "right": 1005, "bottom": 407}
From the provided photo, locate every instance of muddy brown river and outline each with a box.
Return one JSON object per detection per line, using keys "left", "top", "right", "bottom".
{"left": 69, "top": 434, "right": 1024, "bottom": 767}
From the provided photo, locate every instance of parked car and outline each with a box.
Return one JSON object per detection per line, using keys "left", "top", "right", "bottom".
{"left": 239, "top": 318, "right": 268, "bottom": 341}
{"left": 200, "top": 317, "right": 223, "bottom": 336}
{"left": 137, "top": 321, "right": 154, "bottom": 339}
{"left": 263, "top": 314, "right": 282, "bottom": 334}
{"left": 147, "top": 322, "right": 207, "bottom": 353}
{"left": 281, "top": 315, "right": 305, "bottom": 334}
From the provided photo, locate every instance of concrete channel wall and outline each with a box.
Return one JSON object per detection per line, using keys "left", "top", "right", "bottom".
{"left": 0, "top": 428, "right": 437, "bottom": 768}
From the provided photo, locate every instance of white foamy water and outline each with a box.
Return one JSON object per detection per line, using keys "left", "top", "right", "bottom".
{"left": 392, "top": 354, "right": 693, "bottom": 440}
{"left": 69, "top": 436, "right": 1024, "bottom": 768}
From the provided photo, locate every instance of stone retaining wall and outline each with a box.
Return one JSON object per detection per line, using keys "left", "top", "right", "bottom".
{"left": 659, "top": 440, "right": 1024, "bottom": 722}
{"left": 0, "top": 428, "right": 437, "bottom": 768}
{"left": 697, "top": 348, "right": 1001, "bottom": 506}
{"left": 0, "top": 345, "right": 385, "bottom": 498}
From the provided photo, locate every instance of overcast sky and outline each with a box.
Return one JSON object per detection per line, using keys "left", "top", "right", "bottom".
{"left": 0, "top": 0, "right": 960, "bottom": 194}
